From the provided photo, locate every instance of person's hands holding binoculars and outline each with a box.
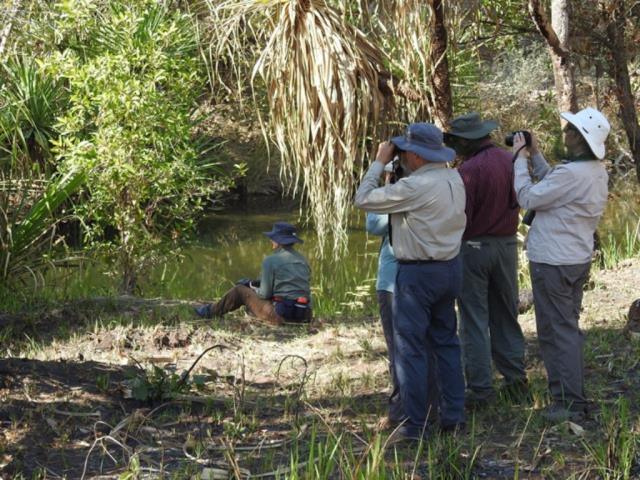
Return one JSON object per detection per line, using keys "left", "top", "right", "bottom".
{"left": 512, "top": 131, "right": 539, "bottom": 158}
{"left": 376, "top": 141, "right": 396, "bottom": 165}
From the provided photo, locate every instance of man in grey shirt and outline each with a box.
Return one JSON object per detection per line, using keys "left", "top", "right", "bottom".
{"left": 355, "top": 122, "right": 467, "bottom": 440}
{"left": 195, "top": 222, "right": 311, "bottom": 325}
{"left": 512, "top": 107, "right": 610, "bottom": 422}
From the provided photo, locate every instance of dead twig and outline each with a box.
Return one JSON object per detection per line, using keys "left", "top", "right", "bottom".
{"left": 177, "top": 344, "right": 229, "bottom": 389}
{"left": 81, "top": 434, "right": 132, "bottom": 480}
{"left": 275, "top": 354, "right": 309, "bottom": 419}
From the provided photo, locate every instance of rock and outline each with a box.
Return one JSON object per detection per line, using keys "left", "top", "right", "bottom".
{"left": 518, "top": 289, "right": 534, "bottom": 314}
{"left": 626, "top": 298, "right": 640, "bottom": 334}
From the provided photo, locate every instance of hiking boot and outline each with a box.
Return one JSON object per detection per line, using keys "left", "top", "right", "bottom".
{"left": 194, "top": 303, "right": 213, "bottom": 318}
{"left": 439, "top": 422, "right": 466, "bottom": 436}
{"left": 387, "top": 425, "right": 429, "bottom": 445}
{"left": 541, "top": 403, "right": 586, "bottom": 423}
{"left": 465, "top": 388, "right": 496, "bottom": 409}
{"left": 499, "top": 380, "right": 532, "bottom": 404}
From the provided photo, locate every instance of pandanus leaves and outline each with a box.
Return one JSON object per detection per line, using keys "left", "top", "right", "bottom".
{"left": 0, "top": 168, "right": 83, "bottom": 286}
{"left": 206, "top": 0, "right": 388, "bottom": 256}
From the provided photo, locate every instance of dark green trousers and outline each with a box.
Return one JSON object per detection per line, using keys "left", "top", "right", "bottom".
{"left": 458, "top": 236, "right": 526, "bottom": 394}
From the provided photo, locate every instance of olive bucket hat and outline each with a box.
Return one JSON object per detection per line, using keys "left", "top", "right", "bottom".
{"left": 447, "top": 112, "right": 499, "bottom": 139}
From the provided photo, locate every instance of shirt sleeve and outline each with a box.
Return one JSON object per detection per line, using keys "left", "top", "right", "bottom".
{"left": 256, "top": 257, "right": 274, "bottom": 299}
{"left": 354, "top": 162, "right": 420, "bottom": 214}
{"left": 457, "top": 163, "right": 477, "bottom": 232}
{"left": 530, "top": 152, "right": 551, "bottom": 180}
{"left": 514, "top": 157, "right": 577, "bottom": 211}
{"left": 365, "top": 212, "right": 389, "bottom": 236}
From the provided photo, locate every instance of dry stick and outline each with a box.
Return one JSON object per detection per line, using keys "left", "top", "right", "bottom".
{"left": 88, "top": 412, "right": 141, "bottom": 477}
{"left": 530, "top": 427, "right": 548, "bottom": 472}
{"left": 177, "top": 344, "right": 230, "bottom": 389}
{"left": 222, "top": 436, "right": 245, "bottom": 479}
{"left": 91, "top": 421, "right": 119, "bottom": 468}
{"left": 515, "top": 409, "right": 535, "bottom": 450}
{"left": 81, "top": 435, "right": 132, "bottom": 480}
{"left": 204, "top": 428, "right": 306, "bottom": 453}
{"left": 53, "top": 408, "right": 101, "bottom": 418}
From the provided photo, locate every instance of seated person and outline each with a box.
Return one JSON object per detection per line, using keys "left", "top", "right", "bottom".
{"left": 195, "top": 222, "right": 312, "bottom": 325}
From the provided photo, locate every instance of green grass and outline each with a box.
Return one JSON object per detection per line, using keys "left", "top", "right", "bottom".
{"left": 600, "top": 218, "right": 640, "bottom": 269}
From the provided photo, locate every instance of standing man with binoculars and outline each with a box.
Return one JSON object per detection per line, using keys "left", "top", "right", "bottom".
{"left": 513, "top": 107, "right": 610, "bottom": 422}
{"left": 355, "top": 122, "right": 466, "bottom": 441}
{"left": 444, "top": 113, "right": 528, "bottom": 408}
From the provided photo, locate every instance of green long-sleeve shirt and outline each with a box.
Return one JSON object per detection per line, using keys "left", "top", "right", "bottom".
{"left": 257, "top": 247, "right": 311, "bottom": 301}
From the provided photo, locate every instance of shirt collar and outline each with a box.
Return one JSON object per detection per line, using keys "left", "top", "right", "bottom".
{"left": 411, "top": 162, "right": 448, "bottom": 175}
{"left": 563, "top": 154, "right": 598, "bottom": 163}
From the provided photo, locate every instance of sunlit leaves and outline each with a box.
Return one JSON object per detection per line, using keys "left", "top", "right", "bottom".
{"left": 52, "top": 0, "right": 229, "bottom": 292}
{"left": 206, "top": 0, "right": 387, "bottom": 256}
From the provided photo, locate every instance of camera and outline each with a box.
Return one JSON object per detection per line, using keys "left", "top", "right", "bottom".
{"left": 522, "top": 210, "right": 536, "bottom": 226}
{"left": 504, "top": 130, "right": 532, "bottom": 147}
{"left": 386, "top": 149, "right": 404, "bottom": 183}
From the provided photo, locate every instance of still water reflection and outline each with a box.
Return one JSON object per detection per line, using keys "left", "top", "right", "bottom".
{"left": 64, "top": 202, "right": 382, "bottom": 316}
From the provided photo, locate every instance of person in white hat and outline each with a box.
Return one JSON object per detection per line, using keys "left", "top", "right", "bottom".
{"left": 512, "top": 107, "right": 610, "bottom": 423}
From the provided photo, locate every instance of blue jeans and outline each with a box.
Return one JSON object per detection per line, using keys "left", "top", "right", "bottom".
{"left": 393, "top": 257, "right": 465, "bottom": 434}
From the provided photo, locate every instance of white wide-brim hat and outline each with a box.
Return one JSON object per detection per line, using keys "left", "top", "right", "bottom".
{"left": 560, "top": 107, "right": 610, "bottom": 159}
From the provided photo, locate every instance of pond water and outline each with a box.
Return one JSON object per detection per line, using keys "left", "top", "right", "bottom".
{"left": 57, "top": 200, "right": 382, "bottom": 316}
{"left": 51, "top": 180, "right": 640, "bottom": 316}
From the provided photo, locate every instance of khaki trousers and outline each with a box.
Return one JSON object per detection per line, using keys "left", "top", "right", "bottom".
{"left": 211, "top": 285, "right": 284, "bottom": 326}
{"left": 530, "top": 261, "right": 590, "bottom": 408}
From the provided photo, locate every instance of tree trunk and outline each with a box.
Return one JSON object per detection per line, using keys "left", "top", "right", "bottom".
{"left": 529, "top": 0, "right": 578, "bottom": 116}
{"left": 604, "top": 0, "right": 640, "bottom": 182}
{"left": 427, "top": 0, "right": 453, "bottom": 129}
{"left": 0, "top": 0, "right": 21, "bottom": 57}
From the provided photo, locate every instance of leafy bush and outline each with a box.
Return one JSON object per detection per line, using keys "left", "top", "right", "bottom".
{"left": 0, "top": 56, "right": 65, "bottom": 172}
{"left": 47, "top": 0, "right": 232, "bottom": 293}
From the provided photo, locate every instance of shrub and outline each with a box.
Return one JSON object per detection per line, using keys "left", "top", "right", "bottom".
{"left": 48, "top": 0, "right": 232, "bottom": 293}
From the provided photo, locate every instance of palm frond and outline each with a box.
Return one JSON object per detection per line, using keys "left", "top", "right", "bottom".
{"left": 0, "top": 55, "right": 64, "bottom": 169}
{"left": 0, "top": 169, "right": 84, "bottom": 285}
{"left": 206, "top": 0, "right": 388, "bottom": 256}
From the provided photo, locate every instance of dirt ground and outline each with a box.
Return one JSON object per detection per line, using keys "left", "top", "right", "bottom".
{"left": 0, "top": 260, "right": 639, "bottom": 479}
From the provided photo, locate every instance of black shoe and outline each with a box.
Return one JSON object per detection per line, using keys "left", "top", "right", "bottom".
{"left": 194, "top": 304, "right": 212, "bottom": 318}
{"left": 387, "top": 425, "right": 429, "bottom": 445}
{"left": 439, "top": 422, "right": 466, "bottom": 435}
{"left": 541, "top": 403, "right": 586, "bottom": 423}
{"left": 465, "top": 389, "right": 496, "bottom": 409}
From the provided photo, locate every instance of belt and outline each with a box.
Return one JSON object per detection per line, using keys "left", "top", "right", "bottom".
{"left": 398, "top": 259, "right": 436, "bottom": 265}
